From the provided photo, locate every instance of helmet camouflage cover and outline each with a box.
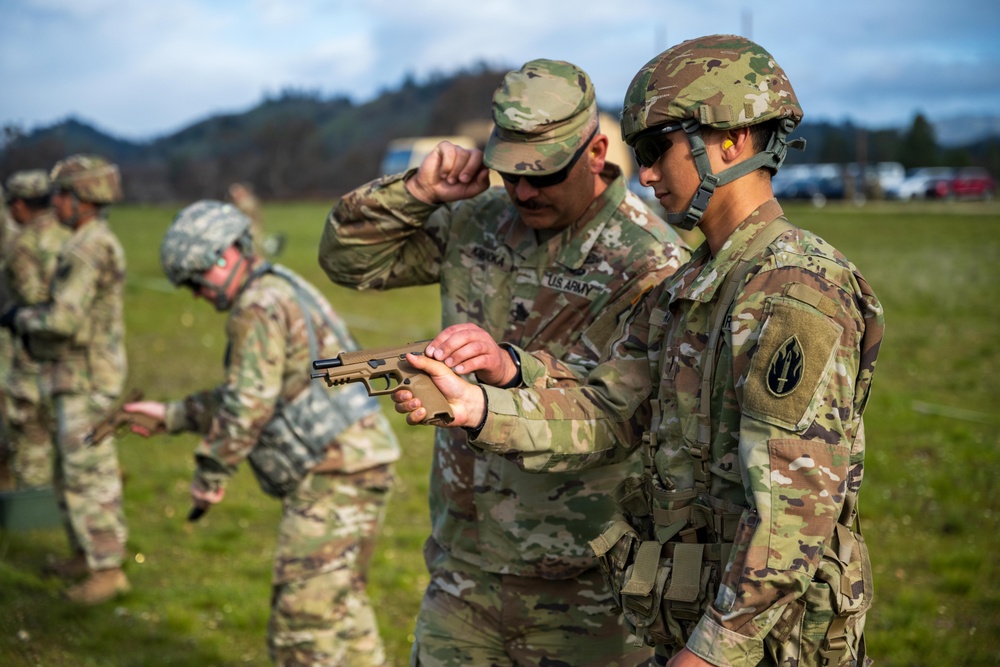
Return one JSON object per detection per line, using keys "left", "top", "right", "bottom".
{"left": 161, "top": 200, "right": 253, "bottom": 286}
{"left": 484, "top": 58, "right": 599, "bottom": 175}
{"left": 4, "top": 169, "right": 51, "bottom": 201}
{"left": 49, "top": 154, "right": 123, "bottom": 204}
{"left": 621, "top": 34, "right": 803, "bottom": 144}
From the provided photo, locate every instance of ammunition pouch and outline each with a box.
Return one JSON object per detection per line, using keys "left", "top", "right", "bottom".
{"left": 766, "top": 522, "right": 874, "bottom": 666}
{"left": 249, "top": 382, "right": 377, "bottom": 498}
{"left": 24, "top": 336, "right": 75, "bottom": 362}
{"left": 591, "top": 476, "right": 743, "bottom": 648}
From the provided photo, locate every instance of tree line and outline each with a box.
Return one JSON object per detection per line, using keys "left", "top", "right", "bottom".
{"left": 2, "top": 68, "right": 997, "bottom": 203}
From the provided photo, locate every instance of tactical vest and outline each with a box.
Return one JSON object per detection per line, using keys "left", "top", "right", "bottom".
{"left": 591, "top": 218, "right": 872, "bottom": 665}
{"left": 244, "top": 264, "right": 379, "bottom": 497}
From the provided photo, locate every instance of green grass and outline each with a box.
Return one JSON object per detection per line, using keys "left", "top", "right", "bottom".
{"left": 2, "top": 199, "right": 999, "bottom": 666}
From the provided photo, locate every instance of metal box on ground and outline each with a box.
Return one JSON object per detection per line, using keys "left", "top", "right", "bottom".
{"left": 0, "top": 487, "right": 61, "bottom": 531}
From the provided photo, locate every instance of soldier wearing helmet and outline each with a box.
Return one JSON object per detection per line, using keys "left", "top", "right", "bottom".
{"left": 0, "top": 154, "right": 130, "bottom": 604}
{"left": 321, "top": 58, "right": 691, "bottom": 666}
{"left": 0, "top": 182, "right": 19, "bottom": 490}
{"left": 1, "top": 170, "right": 71, "bottom": 491}
{"left": 124, "top": 200, "right": 401, "bottom": 665}
{"left": 393, "top": 35, "right": 884, "bottom": 667}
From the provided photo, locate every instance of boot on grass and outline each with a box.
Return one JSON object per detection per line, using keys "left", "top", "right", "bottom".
{"left": 43, "top": 553, "right": 90, "bottom": 580}
{"left": 63, "top": 567, "right": 130, "bottom": 604}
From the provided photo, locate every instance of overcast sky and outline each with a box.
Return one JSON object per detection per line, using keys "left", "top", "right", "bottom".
{"left": 2, "top": 0, "right": 998, "bottom": 141}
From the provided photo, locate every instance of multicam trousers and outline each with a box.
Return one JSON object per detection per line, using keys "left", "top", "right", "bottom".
{"left": 4, "top": 388, "right": 57, "bottom": 489}
{"left": 54, "top": 392, "right": 127, "bottom": 570}
{"left": 268, "top": 463, "right": 394, "bottom": 667}
{"left": 410, "top": 538, "right": 654, "bottom": 667}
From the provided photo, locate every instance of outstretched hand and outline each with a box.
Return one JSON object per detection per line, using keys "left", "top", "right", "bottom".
{"left": 405, "top": 141, "right": 491, "bottom": 205}
{"left": 425, "top": 323, "right": 518, "bottom": 387}
{"left": 393, "top": 353, "right": 486, "bottom": 428}
{"left": 123, "top": 400, "right": 167, "bottom": 437}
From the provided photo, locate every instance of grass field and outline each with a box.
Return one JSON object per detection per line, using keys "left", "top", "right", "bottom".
{"left": 1, "top": 198, "right": 999, "bottom": 666}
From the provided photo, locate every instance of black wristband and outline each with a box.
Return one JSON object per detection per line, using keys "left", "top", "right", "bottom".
{"left": 497, "top": 342, "right": 522, "bottom": 389}
{"left": 462, "top": 384, "right": 489, "bottom": 439}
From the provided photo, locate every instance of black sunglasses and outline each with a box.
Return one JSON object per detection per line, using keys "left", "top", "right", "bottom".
{"left": 630, "top": 122, "right": 684, "bottom": 168}
{"left": 498, "top": 128, "right": 597, "bottom": 188}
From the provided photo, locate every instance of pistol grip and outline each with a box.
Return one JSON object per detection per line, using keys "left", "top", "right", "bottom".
{"left": 405, "top": 372, "right": 455, "bottom": 426}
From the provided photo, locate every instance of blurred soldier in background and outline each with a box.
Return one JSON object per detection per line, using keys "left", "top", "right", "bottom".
{"left": 320, "top": 59, "right": 690, "bottom": 666}
{"left": 2, "top": 170, "right": 71, "bottom": 489}
{"left": 0, "top": 154, "right": 130, "bottom": 604}
{"left": 125, "top": 200, "right": 400, "bottom": 666}
{"left": 0, "top": 183, "right": 18, "bottom": 489}
{"left": 228, "top": 182, "right": 265, "bottom": 254}
{"left": 229, "top": 181, "right": 285, "bottom": 257}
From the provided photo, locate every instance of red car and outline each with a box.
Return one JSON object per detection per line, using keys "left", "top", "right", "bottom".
{"left": 950, "top": 167, "right": 996, "bottom": 200}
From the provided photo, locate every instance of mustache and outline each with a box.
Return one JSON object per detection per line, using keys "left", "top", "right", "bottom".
{"left": 514, "top": 198, "right": 546, "bottom": 210}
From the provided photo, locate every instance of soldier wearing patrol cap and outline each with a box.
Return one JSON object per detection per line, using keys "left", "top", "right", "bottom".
{"left": 125, "top": 200, "right": 401, "bottom": 666}
{"left": 1, "top": 170, "right": 71, "bottom": 490}
{"left": 394, "top": 36, "right": 883, "bottom": 667}
{"left": 0, "top": 154, "right": 130, "bottom": 604}
{"left": 321, "top": 58, "right": 691, "bottom": 666}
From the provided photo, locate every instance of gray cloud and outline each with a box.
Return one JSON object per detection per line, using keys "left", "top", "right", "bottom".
{"left": 1, "top": 0, "right": 997, "bottom": 139}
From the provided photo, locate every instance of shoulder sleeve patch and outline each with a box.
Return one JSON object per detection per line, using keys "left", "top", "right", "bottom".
{"left": 742, "top": 296, "right": 843, "bottom": 431}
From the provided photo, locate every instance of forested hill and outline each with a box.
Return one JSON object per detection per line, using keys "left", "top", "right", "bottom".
{"left": 0, "top": 64, "right": 505, "bottom": 203}
{"left": 3, "top": 63, "right": 999, "bottom": 203}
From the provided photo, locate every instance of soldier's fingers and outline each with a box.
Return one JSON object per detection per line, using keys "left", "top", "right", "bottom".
{"left": 405, "top": 406, "right": 428, "bottom": 425}
{"left": 405, "top": 351, "right": 453, "bottom": 377}
{"left": 427, "top": 323, "right": 492, "bottom": 360}
{"left": 391, "top": 388, "right": 415, "bottom": 404}
{"left": 448, "top": 341, "right": 497, "bottom": 374}
{"left": 455, "top": 150, "right": 485, "bottom": 184}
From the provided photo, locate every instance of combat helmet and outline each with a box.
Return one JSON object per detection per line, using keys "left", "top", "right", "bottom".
{"left": 50, "top": 154, "right": 122, "bottom": 205}
{"left": 4, "top": 169, "right": 52, "bottom": 203}
{"left": 622, "top": 34, "right": 805, "bottom": 229}
{"left": 160, "top": 200, "right": 255, "bottom": 309}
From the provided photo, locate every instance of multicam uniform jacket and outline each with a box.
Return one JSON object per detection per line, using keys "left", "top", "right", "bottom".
{"left": 472, "top": 200, "right": 883, "bottom": 665}
{"left": 164, "top": 263, "right": 400, "bottom": 496}
{"left": 3, "top": 210, "right": 71, "bottom": 400}
{"left": 320, "top": 164, "right": 690, "bottom": 579}
{"left": 14, "top": 216, "right": 127, "bottom": 399}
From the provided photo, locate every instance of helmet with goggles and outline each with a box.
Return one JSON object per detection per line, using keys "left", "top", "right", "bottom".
{"left": 622, "top": 34, "right": 805, "bottom": 229}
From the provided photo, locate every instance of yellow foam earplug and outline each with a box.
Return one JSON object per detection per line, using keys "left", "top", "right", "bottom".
{"left": 723, "top": 139, "right": 734, "bottom": 150}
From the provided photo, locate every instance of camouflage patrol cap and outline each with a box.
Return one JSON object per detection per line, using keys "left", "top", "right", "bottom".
{"left": 50, "top": 154, "right": 123, "bottom": 204}
{"left": 160, "top": 200, "right": 253, "bottom": 286}
{"left": 484, "top": 59, "right": 599, "bottom": 175}
{"left": 4, "top": 169, "right": 51, "bottom": 201}
{"left": 621, "top": 34, "right": 803, "bottom": 144}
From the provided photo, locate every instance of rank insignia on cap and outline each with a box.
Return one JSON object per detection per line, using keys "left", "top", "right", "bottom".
{"left": 767, "top": 335, "right": 804, "bottom": 397}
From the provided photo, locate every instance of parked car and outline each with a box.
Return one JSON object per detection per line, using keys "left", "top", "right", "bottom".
{"left": 887, "top": 167, "right": 955, "bottom": 201}
{"left": 950, "top": 167, "right": 996, "bottom": 200}
{"left": 773, "top": 164, "right": 845, "bottom": 206}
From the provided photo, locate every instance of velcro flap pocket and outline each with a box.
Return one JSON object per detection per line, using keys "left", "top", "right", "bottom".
{"left": 663, "top": 543, "right": 705, "bottom": 602}
{"left": 621, "top": 540, "right": 661, "bottom": 596}
{"left": 743, "top": 296, "right": 843, "bottom": 431}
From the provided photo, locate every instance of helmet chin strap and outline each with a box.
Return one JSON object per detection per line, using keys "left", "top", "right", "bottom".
{"left": 668, "top": 117, "right": 806, "bottom": 231}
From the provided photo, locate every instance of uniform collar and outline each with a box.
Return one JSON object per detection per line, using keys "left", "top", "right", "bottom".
{"left": 673, "top": 198, "right": 785, "bottom": 304}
